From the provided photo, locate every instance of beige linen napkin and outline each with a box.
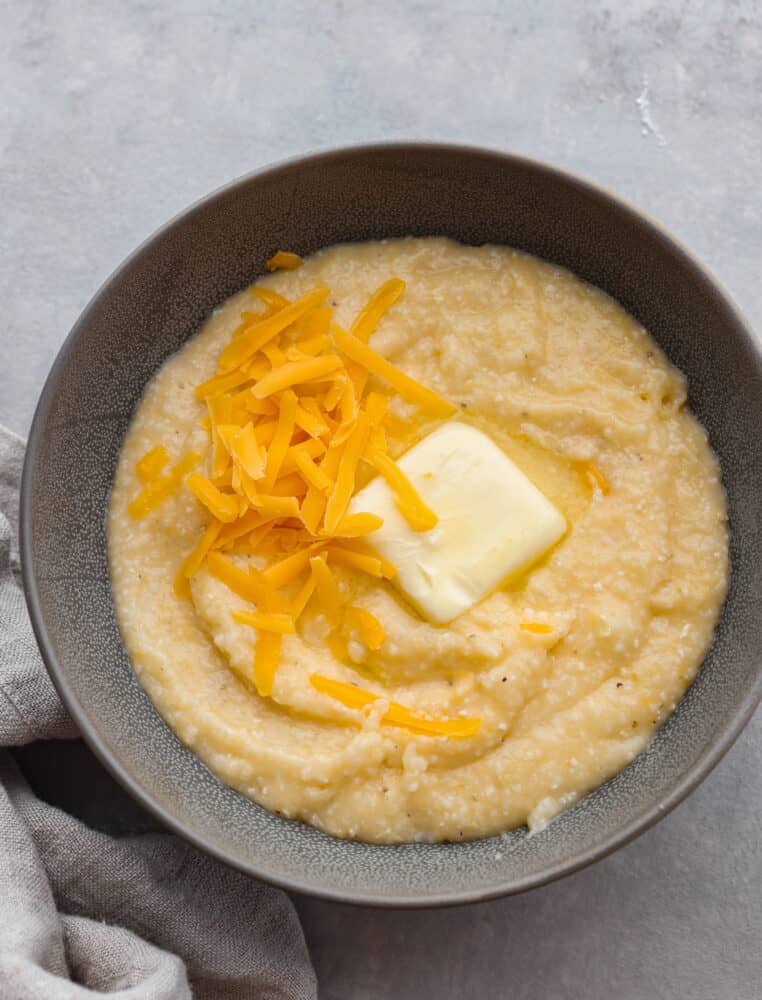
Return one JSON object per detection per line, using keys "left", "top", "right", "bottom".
{"left": 0, "top": 425, "right": 317, "bottom": 999}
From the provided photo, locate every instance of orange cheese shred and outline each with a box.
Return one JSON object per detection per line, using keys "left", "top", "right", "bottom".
{"left": 332, "top": 326, "right": 457, "bottom": 418}
{"left": 232, "top": 610, "right": 296, "bottom": 634}
{"left": 207, "top": 551, "right": 264, "bottom": 605}
{"left": 321, "top": 376, "right": 345, "bottom": 413}
{"left": 269, "top": 472, "right": 309, "bottom": 497}
{"left": 186, "top": 474, "right": 241, "bottom": 523}
{"left": 293, "top": 449, "right": 332, "bottom": 492}
{"left": 135, "top": 444, "right": 170, "bottom": 483}
{"left": 331, "top": 512, "right": 384, "bottom": 537}
{"left": 367, "top": 450, "right": 438, "bottom": 532}
{"left": 264, "top": 250, "right": 303, "bottom": 272}
{"left": 253, "top": 355, "right": 343, "bottom": 399}
{"left": 230, "top": 422, "right": 266, "bottom": 480}
{"left": 250, "top": 286, "right": 291, "bottom": 309}
{"left": 348, "top": 607, "right": 385, "bottom": 650}
{"left": 288, "top": 336, "right": 330, "bottom": 360}
{"left": 253, "top": 631, "right": 282, "bottom": 697}
{"left": 301, "top": 486, "right": 328, "bottom": 536}
{"left": 178, "top": 520, "right": 223, "bottom": 581}
{"left": 238, "top": 391, "right": 277, "bottom": 418}
{"left": 173, "top": 569, "right": 192, "bottom": 600}
{"left": 309, "top": 555, "right": 341, "bottom": 625}
{"left": 326, "top": 545, "right": 385, "bottom": 578}
{"left": 383, "top": 410, "right": 418, "bottom": 443}
{"left": 253, "top": 419, "right": 279, "bottom": 447}
{"left": 128, "top": 451, "right": 200, "bottom": 519}
{"left": 294, "top": 402, "right": 329, "bottom": 438}
{"left": 364, "top": 391, "right": 390, "bottom": 454}
{"left": 519, "top": 622, "right": 553, "bottom": 634}
{"left": 309, "top": 674, "right": 481, "bottom": 739}
{"left": 263, "top": 389, "right": 298, "bottom": 487}
{"left": 323, "top": 412, "right": 370, "bottom": 533}
{"left": 291, "top": 571, "right": 317, "bottom": 620}
{"left": 213, "top": 510, "right": 271, "bottom": 550}
{"left": 349, "top": 278, "right": 406, "bottom": 343}
{"left": 280, "top": 438, "right": 326, "bottom": 474}
{"left": 218, "top": 287, "right": 329, "bottom": 373}
{"left": 195, "top": 366, "right": 254, "bottom": 401}
{"left": 236, "top": 519, "right": 276, "bottom": 554}
{"left": 331, "top": 539, "right": 396, "bottom": 579}
{"left": 263, "top": 542, "right": 326, "bottom": 589}
{"left": 337, "top": 377, "right": 358, "bottom": 429}
{"left": 583, "top": 462, "right": 611, "bottom": 495}
{"left": 262, "top": 342, "right": 288, "bottom": 368}
{"left": 298, "top": 303, "right": 332, "bottom": 339}
{"left": 251, "top": 494, "right": 301, "bottom": 518}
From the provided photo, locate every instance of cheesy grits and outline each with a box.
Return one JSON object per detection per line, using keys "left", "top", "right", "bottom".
{"left": 108, "top": 238, "right": 728, "bottom": 843}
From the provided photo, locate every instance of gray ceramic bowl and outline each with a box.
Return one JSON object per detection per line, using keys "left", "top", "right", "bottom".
{"left": 21, "top": 144, "right": 762, "bottom": 906}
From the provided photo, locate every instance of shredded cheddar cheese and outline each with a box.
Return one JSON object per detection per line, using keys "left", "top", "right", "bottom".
{"left": 260, "top": 542, "right": 322, "bottom": 588}
{"left": 333, "top": 513, "right": 384, "bottom": 536}
{"left": 519, "top": 622, "right": 553, "bottom": 634}
{"left": 135, "top": 445, "right": 170, "bottom": 483}
{"left": 263, "top": 389, "right": 298, "bottom": 487}
{"left": 187, "top": 474, "right": 241, "bottom": 523}
{"left": 300, "top": 486, "right": 328, "bottom": 536}
{"left": 254, "top": 631, "right": 282, "bottom": 696}
{"left": 367, "top": 450, "right": 438, "bottom": 532}
{"left": 349, "top": 278, "right": 406, "bottom": 343}
{"left": 348, "top": 607, "right": 385, "bottom": 650}
{"left": 324, "top": 413, "right": 370, "bottom": 533}
{"left": 130, "top": 267, "right": 483, "bottom": 736}
{"left": 310, "top": 555, "right": 341, "bottom": 625}
{"left": 207, "top": 551, "right": 264, "bottom": 604}
{"left": 264, "top": 250, "right": 303, "bottom": 272}
{"left": 251, "top": 286, "right": 291, "bottom": 308}
{"left": 309, "top": 674, "right": 481, "bottom": 738}
{"left": 128, "top": 451, "right": 200, "bottom": 519}
{"left": 332, "top": 326, "right": 457, "bottom": 418}
{"left": 178, "top": 520, "right": 222, "bottom": 584}
{"left": 582, "top": 462, "right": 611, "bottom": 495}
{"left": 326, "top": 545, "right": 386, "bottom": 578}
{"left": 233, "top": 610, "right": 296, "bottom": 634}
{"left": 291, "top": 572, "right": 317, "bottom": 620}
{"left": 253, "top": 355, "right": 343, "bottom": 399}
{"left": 218, "top": 288, "right": 330, "bottom": 373}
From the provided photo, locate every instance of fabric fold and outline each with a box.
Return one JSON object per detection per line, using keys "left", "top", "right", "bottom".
{"left": 0, "top": 425, "right": 317, "bottom": 999}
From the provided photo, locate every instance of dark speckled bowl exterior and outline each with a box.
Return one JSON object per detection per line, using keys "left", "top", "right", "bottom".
{"left": 21, "top": 144, "right": 762, "bottom": 907}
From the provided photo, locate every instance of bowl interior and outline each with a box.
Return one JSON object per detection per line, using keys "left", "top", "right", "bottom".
{"left": 22, "top": 145, "right": 762, "bottom": 905}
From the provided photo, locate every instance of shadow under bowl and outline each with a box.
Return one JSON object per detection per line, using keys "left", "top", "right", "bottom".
{"left": 21, "top": 144, "right": 762, "bottom": 906}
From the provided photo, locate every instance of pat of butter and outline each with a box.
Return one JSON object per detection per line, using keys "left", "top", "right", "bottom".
{"left": 349, "top": 422, "right": 566, "bottom": 624}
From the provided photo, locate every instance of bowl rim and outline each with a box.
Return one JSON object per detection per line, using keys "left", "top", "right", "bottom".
{"left": 20, "top": 141, "right": 762, "bottom": 908}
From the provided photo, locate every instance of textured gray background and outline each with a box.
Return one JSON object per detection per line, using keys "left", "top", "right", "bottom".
{"left": 2, "top": 2, "right": 761, "bottom": 998}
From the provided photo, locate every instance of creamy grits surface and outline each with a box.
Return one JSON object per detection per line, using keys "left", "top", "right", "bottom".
{"left": 108, "top": 238, "right": 728, "bottom": 843}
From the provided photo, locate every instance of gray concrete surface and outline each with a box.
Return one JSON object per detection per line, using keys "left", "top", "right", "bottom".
{"left": 2, "top": 2, "right": 761, "bottom": 997}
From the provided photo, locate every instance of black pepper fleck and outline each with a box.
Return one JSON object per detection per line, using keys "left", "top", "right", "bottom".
{"left": 616, "top": 682, "right": 623, "bottom": 688}
{"left": 502, "top": 677, "right": 507, "bottom": 683}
